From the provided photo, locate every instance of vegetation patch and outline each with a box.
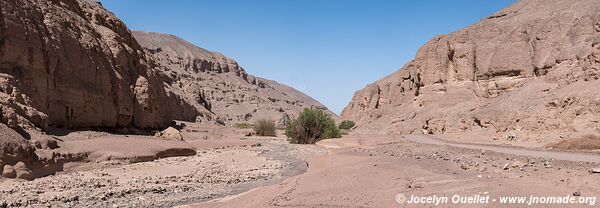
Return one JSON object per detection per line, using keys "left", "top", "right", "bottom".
{"left": 338, "top": 120, "right": 356, "bottom": 130}
{"left": 253, "top": 120, "right": 277, "bottom": 137}
{"left": 285, "top": 108, "right": 341, "bottom": 144}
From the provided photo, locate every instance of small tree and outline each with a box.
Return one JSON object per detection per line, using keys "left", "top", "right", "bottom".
{"left": 253, "top": 119, "right": 277, "bottom": 137}
{"left": 285, "top": 108, "right": 341, "bottom": 144}
{"left": 338, "top": 120, "right": 356, "bottom": 130}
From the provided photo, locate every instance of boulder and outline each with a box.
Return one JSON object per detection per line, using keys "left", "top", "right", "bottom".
{"left": 159, "top": 127, "right": 183, "bottom": 141}
{"left": 2, "top": 165, "right": 16, "bottom": 178}
{"left": 13, "top": 162, "right": 33, "bottom": 180}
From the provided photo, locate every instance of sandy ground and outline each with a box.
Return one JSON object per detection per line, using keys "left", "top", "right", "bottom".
{"left": 186, "top": 134, "right": 600, "bottom": 208}
{"left": 2, "top": 127, "right": 600, "bottom": 208}
{"left": 0, "top": 125, "right": 326, "bottom": 208}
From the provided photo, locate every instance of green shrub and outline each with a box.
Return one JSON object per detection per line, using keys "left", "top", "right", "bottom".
{"left": 285, "top": 108, "right": 341, "bottom": 144}
{"left": 234, "top": 123, "right": 252, "bottom": 129}
{"left": 253, "top": 119, "right": 277, "bottom": 136}
{"left": 338, "top": 120, "right": 356, "bottom": 130}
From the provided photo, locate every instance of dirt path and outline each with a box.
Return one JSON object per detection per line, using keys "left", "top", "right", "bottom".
{"left": 187, "top": 134, "right": 600, "bottom": 208}
{"left": 404, "top": 135, "right": 600, "bottom": 163}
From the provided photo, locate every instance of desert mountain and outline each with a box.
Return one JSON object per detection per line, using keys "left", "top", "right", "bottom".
{"left": 0, "top": 0, "right": 194, "bottom": 179}
{"left": 133, "top": 31, "right": 335, "bottom": 126}
{"left": 0, "top": 0, "right": 332, "bottom": 180}
{"left": 342, "top": 0, "right": 600, "bottom": 142}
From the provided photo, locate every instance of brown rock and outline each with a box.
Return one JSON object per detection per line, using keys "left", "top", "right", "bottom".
{"left": 2, "top": 165, "right": 16, "bottom": 178}
{"left": 511, "top": 161, "right": 526, "bottom": 168}
{"left": 0, "top": 0, "right": 185, "bottom": 129}
{"left": 0, "top": 124, "right": 36, "bottom": 163}
{"left": 159, "top": 127, "right": 184, "bottom": 141}
{"left": 13, "top": 162, "right": 33, "bottom": 180}
{"left": 342, "top": 0, "right": 600, "bottom": 141}
{"left": 502, "top": 163, "right": 510, "bottom": 170}
{"left": 132, "top": 31, "right": 337, "bottom": 125}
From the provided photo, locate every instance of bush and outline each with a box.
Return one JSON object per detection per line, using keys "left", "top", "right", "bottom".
{"left": 285, "top": 108, "right": 341, "bottom": 144}
{"left": 253, "top": 119, "right": 277, "bottom": 137}
{"left": 338, "top": 120, "right": 356, "bottom": 130}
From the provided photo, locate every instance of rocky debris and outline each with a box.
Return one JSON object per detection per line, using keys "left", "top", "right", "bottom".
{"left": 511, "top": 161, "right": 526, "bottom": 168}
{"left": 132, "top": 31, "right": 337, "bottom": 125}
{"left": 0, "top": 137, "right": 326, "bottom": 207}
{"left": 157, "top": 127, "right": 183, "bottom": 141}
{"left": 342, "top": 0, "right": 600, "bottom": 142}
{"left": 502, "top": 163, "right": 510, "bottom": 170}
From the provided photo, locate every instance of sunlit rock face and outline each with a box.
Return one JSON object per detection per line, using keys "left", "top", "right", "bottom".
{"left": 133, "top": 31, "right": 336, "bottom": 126}
{"left": 342, "top": 0, "right": 600, "bottom": 140}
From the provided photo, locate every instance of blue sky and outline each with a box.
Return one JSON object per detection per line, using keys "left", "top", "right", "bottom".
{"left": 100, "top": 0, "right": 515, "bottom": 114}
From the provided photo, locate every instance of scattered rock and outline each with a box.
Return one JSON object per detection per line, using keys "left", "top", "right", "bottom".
{"left": 502, "top": 163, "right": 510, "bottom": 170}
{"left": 589, "top": 168, "right": 600, "bottom": 173}
{"left": 506, "top": 131, "right": 519, "bottom": 141}
{"left": 511, "top": 161, "right": 526, "bottom": 168}
{"left": 2, "top": 165, "right": 16, "bottom": 178}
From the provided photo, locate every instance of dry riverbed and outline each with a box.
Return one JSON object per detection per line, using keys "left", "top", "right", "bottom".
{"left": 189, "top": 134, "right": 600, "bottom": 208}
{"left": 0, "top": 135, "right": 326, "bottom": 208}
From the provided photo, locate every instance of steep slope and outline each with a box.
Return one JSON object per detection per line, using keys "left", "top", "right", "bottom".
{"left": 133, "top": 31, "right": 336, "bottom": 125}
{"left": 0, "top": 0, "right": 195, "bottom": 130}
{"left": 342, "top": 0, "right": 600, "bottom": 143}
{"left": 0, "top": 0, "right": 203, "bottom": 180}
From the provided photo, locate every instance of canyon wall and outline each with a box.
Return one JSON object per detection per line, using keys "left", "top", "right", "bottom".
{"left": 342, "top": 0, "right": 600, "bottom": 141}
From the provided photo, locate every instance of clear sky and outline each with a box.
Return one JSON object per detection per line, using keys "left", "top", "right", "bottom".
{"left": 100, "top": 0, "right": 515, "bottom": 115}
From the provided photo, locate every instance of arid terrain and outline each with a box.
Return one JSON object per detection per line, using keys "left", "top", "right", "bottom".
{"left": 1, "top": 0, "right": 600, "bottom": 207}
{"left": 185, "top": 134, "right": 600, "bottom": 208}
{"left": 0, "top": 124, "right": 327, "bottom": 207}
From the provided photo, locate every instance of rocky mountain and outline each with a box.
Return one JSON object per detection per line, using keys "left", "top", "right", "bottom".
{"left": 0, "top": 0, "right": 188, "bottom": 131}
{"left": 342, "top": 0, "right": 600, "bottom": 142}
{"left": 0, "top": 0, "right": 196, "bottom": 179}
{"left": 0, "top": 0, "right": 332, "bottom": 180}
{"left": 133, "top": 31, "right": 335, "bottom": 126}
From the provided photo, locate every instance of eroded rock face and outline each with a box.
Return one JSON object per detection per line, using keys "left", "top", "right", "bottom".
{"left": 133, "top": 31, "right": 336, "bottom": 125}
{"left": 342, "top": 0, "right": 600, "bottom": 141}
{"left": 0, "top": 0, "right": 181, "bottom": 129}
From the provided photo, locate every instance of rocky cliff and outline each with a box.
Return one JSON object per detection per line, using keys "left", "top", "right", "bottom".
{"left": 0, "top": 0, "right": 334, "bottom": 180}
{"left": 0, "top": 0, "right": 189, "bottom": 130}
{"left": 342, "top": 0, "right": 600, "bottom": 142}
{"left": 0, "top": 0, "right": 200, "bottom": 180}
{"left": 133, "top": 31, "right": 335, "bottom": 126}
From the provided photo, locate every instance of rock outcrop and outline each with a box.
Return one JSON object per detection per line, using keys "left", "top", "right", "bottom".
{"left": 0, "top": 0, "right": 189, "bottom": 130}
{"left": 133, "top": 31, "right": 335, "bottom": 125}
{"left": 342, "top": 0, "right": 600, "bottom": 142}
{"left": 0, "top": 0, "right": 334, "bottom": 180}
